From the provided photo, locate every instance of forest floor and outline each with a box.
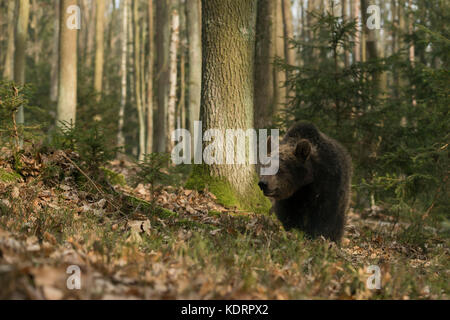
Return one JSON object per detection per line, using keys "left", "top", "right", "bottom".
{"left": 0, "top": 147, "right": 448, "bottom": 300}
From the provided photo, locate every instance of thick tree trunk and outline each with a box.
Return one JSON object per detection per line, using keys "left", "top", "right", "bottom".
{"left": 155, "top": 0, "right": 171, "bottom": 153}
{"left": 199, "top": 0, "right": 264, "bottom": 208}
{"left": 94, "top": 0, "right": 105, "bottom": 97}
{"left": 56, "top": 0, "right": 78, "bottom": 126}
{"left": 254, "top": 0, "right": 275, "bottom": 129}
{"left": 14, "top": 0, "right": 31, "bottom": 125}
{"left": 133, "top": 0, "right": 146, "bottom": 161}
{"left": 146, "top": 0, "right": 155, "bottom": 154}
{"left": 167, "top": 8, "right": 180, "bottom": 153}
{"left": 117, "top": 0, "right": 128, "bottom": 149}
{"left": 3, "top": 1, "right": 16, "bottom": 80}
{"left": 185, "top": 0, "right": 202, "bottom": 149}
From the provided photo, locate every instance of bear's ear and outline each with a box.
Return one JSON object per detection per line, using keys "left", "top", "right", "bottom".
{"left": 295, "top": 139, "right": 311, "bottom": 160}
{"left": 266, "top": 136, "right": 271, "bottom": 154}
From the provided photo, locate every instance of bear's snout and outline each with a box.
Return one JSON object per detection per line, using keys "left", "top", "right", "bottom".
{"left": 258, "top": 181, "right": 268, "bottom": 193}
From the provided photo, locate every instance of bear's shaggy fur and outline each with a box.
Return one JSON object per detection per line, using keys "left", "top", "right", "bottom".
{"left": 258, "top": 122, "right": 352, "bottom": 242}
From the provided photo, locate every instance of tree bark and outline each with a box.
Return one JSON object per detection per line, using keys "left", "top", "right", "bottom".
{"left": 117, "top": 0, "right": 128, "bottom": 149}
{"left": 274, "top": 0, "right": 286, "bottom": 113}
{"left": 353, "top": 0, "right": 361, "bottom": 62}
{"left": 146, "top": 0, "right": 155, "bottom": 154}
{"left": 50, "top": 0, "right": 60, "bottom": 102}
{"left": 94, "top": 0, "right": 105, "bottom": 97}
{"left": 3, "top": 1, "right": 16, "bottom": 80}
{"left": 167, "top": 8, "right": 180, "bottom": 153}
{"left": 155, "top": 0, "right": 171, "bottom": 153}
{"left": 14, "top": 0, "right": 31, "bottom": 125}
{"left": 56, "top": 0, "right": 78, "bottom": 126}
{"left": 200, "top": 0, "right": 258, "bottom": 197}
{"left": 254, "top": 0, "right": 275, "bottom": 129}
{"left": 185, "top": 0, "right": 202, "bottom": 149}
{"left": 133, "top": 0, "right": 146, "bottom": 161}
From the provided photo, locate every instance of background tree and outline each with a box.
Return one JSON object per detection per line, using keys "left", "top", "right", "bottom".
{"left": 254, "top": 0, "right": 276, "bottom": 129}
{"left": 117, "top": 0, "right": 128, "bottom": 149}
{"left": 14, "top": 0, "right": 31, "bottom": 125}
{"left": 185, "top": 0, "right": 202, "bottom": 148}
{"left": 3, "top": 1, "right": 16, "bottom": 80}
{"left": 56, "top": 0, "right": 78, "bottom": 126}
{"left": 155, "top": 0, "right": 171, "bottom": 153}
{"left": 94, "top": 0, "right": 105, "bottom": 97}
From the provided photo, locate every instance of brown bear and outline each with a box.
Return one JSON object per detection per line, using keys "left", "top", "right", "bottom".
{"left": 258, "top": 121, "right": 352, "bottom": 242}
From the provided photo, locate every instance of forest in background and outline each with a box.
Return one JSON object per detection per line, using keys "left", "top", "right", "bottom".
{"left": 0, "top": 0, "right": 448, "bottom": 299}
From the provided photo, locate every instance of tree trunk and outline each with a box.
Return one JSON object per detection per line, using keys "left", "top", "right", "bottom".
{"left": 155, "top": 0, "right": 171, "bottom": 153}
{"left": 361, "top": 0, "right": 377, "bottom": 61}
{"left": 353, "top": 0, "right": 361, "bottom": 62}
{"left": 254, "top": 0, "right": 275, "bottom": 129}
{"left": 133, "top": 0, "right": 146, "bottom": 161}
{"left": 146, "top": 0, "right": 155, "bottom": 154}
{"left": 56, "top": 0, "right": 78, "bottom": 126}
{"left": 50, "top": 0, "right": 60, "bottom": 102}
{"left": 14, "top": 0, "right": 31, "bottom": 125}
{"left": 3, "top": 1, "right": 16, "bottom": 80}
{"left": 117, "top": 0, "right": 128, "bottom": 149}
{"left": 94, "top": 0, "right": 105, "bottom": 97}
{"left": 274, "top": 0, "right": 286, "bottom": 114}
{"left": 167, "top": 8, "right": 180, "bottom": 153}
{"left": 185, "top": 0, "right": 202, "bottom": 150}
{"left": 342, "top": 0, "right": 350, "bottom": 67}
{"left": 197, "top": 0, "right": 267, "bottom": 211}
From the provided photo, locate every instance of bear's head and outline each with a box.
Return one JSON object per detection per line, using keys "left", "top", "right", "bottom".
{"left": 258, "top": 137, "right": 314, "bottom": 200}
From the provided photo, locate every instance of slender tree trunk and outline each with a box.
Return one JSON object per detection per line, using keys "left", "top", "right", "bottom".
{"left": 167, "top": 8, "right": 180, "bottom": 153}
{"left": 186, "top": 0, "right": 202, "bottom": 149}
{"left": 117, "top": 0, "right": 128, "bottom": 149}
{"left": 200, "top": 0, "right": 259, "bottom": 198}
{"left": 133, "top": 0, "right": 146, "bottom": 161}
{"left": 342, "top": 0, "right": 350, "bottom": 67}
{"left": 56, "top": 0, "right": 78, "bottom": 126}
{"left": 406, "top": 0, "right": 416, "bottom": 106}
{"left": 254, "top": 0, "right": 275, "bottom": 129}
{"left": 146, "top": 0, "right": 155, "bottom": 154}
{"left": 361, "top": 0, "right": 377, "bottom": 61}
{"left": 50, "top": 0, "right": 60, "bottom": 102}
{"left": 3, "top": 1, "right": 16, "bottom": 80}
{"left": 155, "top": 0, "right": 171, "bottom": 153}
{"left": 14, "top": 0, "right": 31, "bottom": 126}
{"left": 353, "top": 0, "right": 361, "bottom": 62}
{"left": 85, "top": 0, "right": 96, "bottom": 71}
{"left": 274, "top": 0, "right": 286, "bottom": 114}
{"left": 94, "top": 0, "right": 105, "bottom": 97}
{"left": 281, "top": 0, "right": 295, "bottom": 67}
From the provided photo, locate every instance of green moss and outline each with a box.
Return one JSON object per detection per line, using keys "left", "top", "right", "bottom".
{"left": 0, "top": 168, "right": 22, "bottom": 183}
{"left": 185, "top": 165, "right": 271, "bottom": 214}
{"left": 101, "top": 167, "right": 126, "bottom": 186}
